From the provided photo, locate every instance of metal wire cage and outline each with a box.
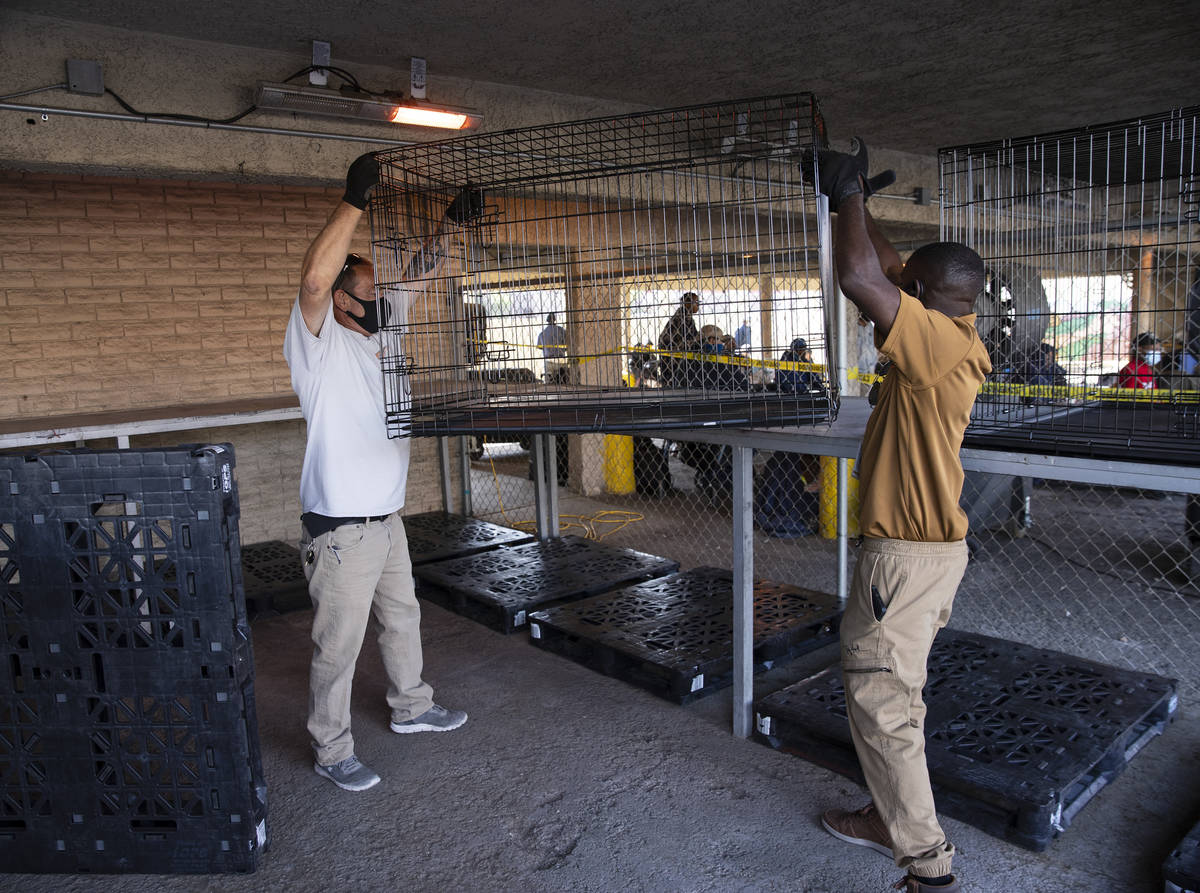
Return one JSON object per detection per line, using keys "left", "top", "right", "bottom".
{"left": 367, "top": 95, "right": 837, "bottom": 438}
{"left": 940, "top": 106, "right": 1200, "bottom": 463}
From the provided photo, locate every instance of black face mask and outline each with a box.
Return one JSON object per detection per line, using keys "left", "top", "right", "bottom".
{"left": 345, "top": 292, "right": 391, "bottom": 335}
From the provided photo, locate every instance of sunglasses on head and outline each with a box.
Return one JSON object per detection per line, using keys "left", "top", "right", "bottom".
{"left": 332, "top": 253, "right": 366, "bottom": 295}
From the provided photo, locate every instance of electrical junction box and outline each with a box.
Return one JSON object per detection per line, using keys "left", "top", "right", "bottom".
{"left": 66, "top": 59, "right": 103, "bottom": 95}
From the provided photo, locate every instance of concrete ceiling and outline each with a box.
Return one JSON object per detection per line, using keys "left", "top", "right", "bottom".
{"left": 14, "top": 0, "right": 1200, "bottom": 156}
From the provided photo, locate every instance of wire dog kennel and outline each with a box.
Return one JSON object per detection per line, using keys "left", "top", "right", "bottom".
{"left": 940, "top": 105, "right": 1200, "bottom": 463}
{"left": 366, "top": 95, "right": 838, "bottom": 438}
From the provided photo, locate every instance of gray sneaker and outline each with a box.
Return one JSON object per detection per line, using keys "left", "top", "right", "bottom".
{"left": 313, "top": 754, "right": 381, "bottom": 791}
{"left": 390, "top": 703, "right": 468, "bottom": 734}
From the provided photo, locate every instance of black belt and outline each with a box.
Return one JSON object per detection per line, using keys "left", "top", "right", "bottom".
{"left": 301, "top": 511, "right": 392, "bottom": 539}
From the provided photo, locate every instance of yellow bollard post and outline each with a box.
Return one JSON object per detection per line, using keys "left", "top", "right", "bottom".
{"left": 603, "top": 434, "right": 636, "bottom": 495}
{"left": 819, "top": 455, "right": 860, "bottom": 539}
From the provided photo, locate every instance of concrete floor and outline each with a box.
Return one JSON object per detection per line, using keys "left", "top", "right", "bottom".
{"left": 7, "top": 594, "right": 1197, "bottom": 893}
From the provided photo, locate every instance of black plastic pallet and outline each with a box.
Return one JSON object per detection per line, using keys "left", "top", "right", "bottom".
{"left": 241, "top": 540, "right": 309, "bottom": 615}
{"left": 527, "top": 567, "right": 841, "bottom": 703}
{"left": 1165, "top": 817, "right": 1200, "bottom": 893}
{"left": 0, "top": 446, "right": 267, "bottom": 873}
{"left": 402, "top": 511, "right": 535, "bottom": 566}
{"left": 413, "top": 535, "right": 679, "bottom": 633}
{"left": 754, "top": 629, "right": 1176, "bottom": 852}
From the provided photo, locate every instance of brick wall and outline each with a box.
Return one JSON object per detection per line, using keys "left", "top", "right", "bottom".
{"left": 130, "top": 422, "right": 461, "bottom": 545}
{"left": 0, "top": 169, "right": 463, "bottom": 539}
{"left": 0, "top": 169, "right": 349, "bottom": 417}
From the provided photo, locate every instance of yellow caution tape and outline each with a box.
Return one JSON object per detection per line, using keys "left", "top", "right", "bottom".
{"left": 462, "top": 338, "right": 1199, "bottom": 399}
{"left": 628, "top": 345, "right": 827, "bottom": 374}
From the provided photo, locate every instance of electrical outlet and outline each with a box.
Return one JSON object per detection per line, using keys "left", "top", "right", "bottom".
{"left": 66, "top": 59, "right": 104, "bottom": 96}
{"left": 310, "top": 40, "right": 330, "bottom": 86}
{"left": 410, "top": 57, "right": 427, "bottom": 100}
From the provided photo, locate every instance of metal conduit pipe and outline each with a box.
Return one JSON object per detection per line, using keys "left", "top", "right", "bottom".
{"left": 0, "top": 101, "right": 411, "bottom": 146}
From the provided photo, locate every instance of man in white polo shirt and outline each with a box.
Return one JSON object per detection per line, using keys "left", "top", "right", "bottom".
{"left": 283, "top": 153, "right": 468, "bottom": 792}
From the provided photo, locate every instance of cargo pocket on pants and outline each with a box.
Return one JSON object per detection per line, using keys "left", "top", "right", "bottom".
{"left": 843, "top": 656, "right": 911, "bottom": 732}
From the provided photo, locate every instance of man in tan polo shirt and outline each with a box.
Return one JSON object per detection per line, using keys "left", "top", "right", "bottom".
{"left": 808, "top": 146, "right": 991, "bottom": 893}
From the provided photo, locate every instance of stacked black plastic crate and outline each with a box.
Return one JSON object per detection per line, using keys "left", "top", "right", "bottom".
{"left": 0, "top": 446, "right": 267, "bottom": 874}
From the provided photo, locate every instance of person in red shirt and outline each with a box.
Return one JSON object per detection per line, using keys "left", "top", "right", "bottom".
{"left": 1117, "top": 332, "right": 1162, "bottom": 389}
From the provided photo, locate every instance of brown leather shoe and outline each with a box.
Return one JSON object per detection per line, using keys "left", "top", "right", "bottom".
{"left": 820, "top": 802, "right": 893, "bottom": 859}
{"left": 893, "top": 875, "right": 960, "bottom": 892}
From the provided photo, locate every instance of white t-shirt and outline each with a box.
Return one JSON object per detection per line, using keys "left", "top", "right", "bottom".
{"left": 283, "top": 297, "right": 411, "bottom": 516}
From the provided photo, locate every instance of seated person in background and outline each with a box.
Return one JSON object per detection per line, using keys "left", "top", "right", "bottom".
{"left": 777, "top": 338, "right": 825, "bottom": 393}
{"left": 1020, "top": 342, "right": 1067, "bottom": 405}
{"left": 1117, "top": 332, "right": 1162, "bottom": 390}
{"left": 1156, "top": 342, "right": 1200, "bottom": 390}
{"left": 756, "top": 451, "right": 820, "bottom": 538}
{"left": 1022, "top": 342, "right": 1067, "bottom": 387}
{"left": 699, "top": 325, "right": 725, "bottom": 389}
{"left": 1178, "top": 348, "right": 1199, "bottom": 377}
{"left": 720, "top": 333, "right": 748, "bottom": 390}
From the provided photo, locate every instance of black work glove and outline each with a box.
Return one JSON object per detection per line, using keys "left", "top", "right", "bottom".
{"left": 802, "top": 144, "right": 864, "bottom": 212}
{"left": 803, "top": 137, "right": 900, "bottom": 212}
{"left": 818, "top": 150, "right": 864, "bottom": 211}
{"left": 831, "top": 138, "right": 895, "bottom": 204}
{"left": 342, "top": 153, "right": 379, "bottom": 210}
{"left": 445, "top": 185, "right": 485, "bottom": 224}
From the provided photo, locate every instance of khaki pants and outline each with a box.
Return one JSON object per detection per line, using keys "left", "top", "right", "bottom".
{"left": 841, "top": 536, "right": 968, "bottom": 879}
{"left": 301, "top": 514, "right": 434, "bottom": 766}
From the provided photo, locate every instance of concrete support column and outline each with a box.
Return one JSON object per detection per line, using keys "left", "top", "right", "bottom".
{"left": 565, "top": 262, "right": 625, "bottom": 496}
{"left": 758, "top": 274, "right": 774, "bottom": 355}
{"left": 568, "top": 434, "right": 608, "bottom": 496}
{"left": 438, "top": 437, "right": 453, "bottom": 512}
{"left": 1133, "top": 243, "right": 1157, "bottom": 342}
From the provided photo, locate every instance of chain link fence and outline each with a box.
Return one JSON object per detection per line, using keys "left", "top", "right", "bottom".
{"left": 933, "top": 104, "right": 1200, "bottom": 694}
{"left": 954, "top": 476, "right": 1199, "bottom": 691}
{"left": 464, "top": 432, "right": 847, "bottom": 619}
{"left": 462, "top": 432, "right": 1200, "bottom": 699}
